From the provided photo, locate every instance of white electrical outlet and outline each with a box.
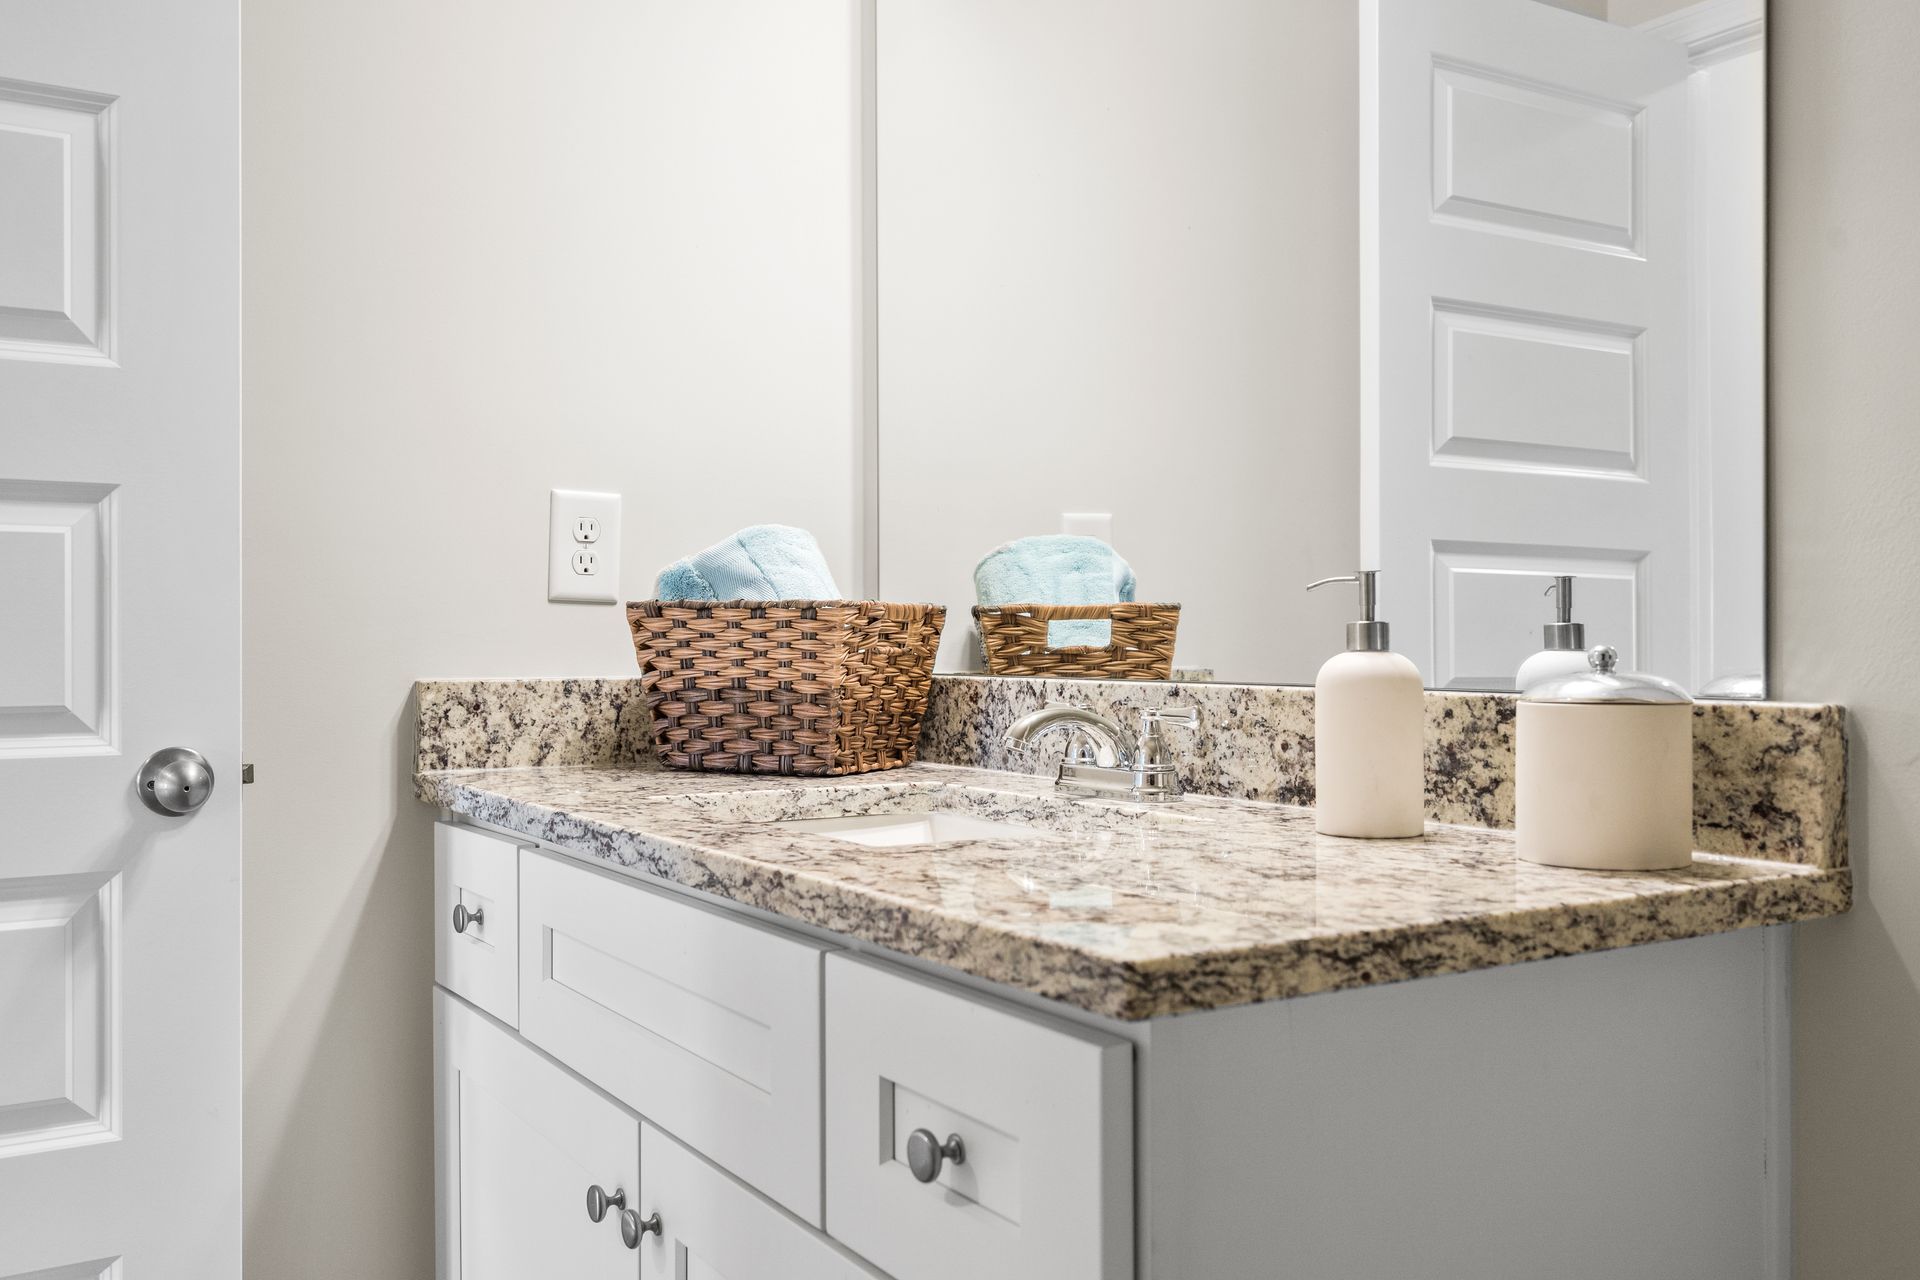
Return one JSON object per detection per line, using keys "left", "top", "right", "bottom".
{"left": 549, "top": 489, "right": 620, "bottom": 603}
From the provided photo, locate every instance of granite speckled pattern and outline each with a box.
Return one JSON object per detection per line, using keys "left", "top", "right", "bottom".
{"left": 922, "top": 675, "right": 1849, "bottom": 869}
{"left": 1693, "top": 702, "right": 1848, "bottom": 868}
{"left": 415, "top": 675, "right": 1848, "bottom": 866}
{"left": 414, "top": 678, "right": 653, "bottom": 774}
{"left": 417, "top": 760, "right": 1850, "bottom": 1020}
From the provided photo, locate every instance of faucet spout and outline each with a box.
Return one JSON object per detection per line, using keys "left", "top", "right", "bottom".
{"left": 1002, "top": 705, "right": 1129, "bottom": 768}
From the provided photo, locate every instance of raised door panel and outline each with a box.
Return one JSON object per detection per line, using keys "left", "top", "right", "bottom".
{"left": 435, "top": 990, "right": 639, "bottom": 1280}
{"left": 517, "top": 850, "right": 828, "bottom": 1224}
{"left": 824, "top": 955, "right": 1133, "bottom": 1280}
{"left": 0, "top": 79, "right": 113, "bottom": 364}
{"left": 637, "top": 1122, "right": 883, "bottom": 1280}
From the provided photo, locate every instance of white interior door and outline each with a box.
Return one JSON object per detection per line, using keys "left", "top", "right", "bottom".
{"left": 1363, "top": 0, "right": 1691, "bottom": 689}
{"left": 0, "top": 0, "right": 240, "bottom": 1274}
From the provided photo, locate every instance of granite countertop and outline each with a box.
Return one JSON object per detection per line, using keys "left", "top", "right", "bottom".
{"left": 416, "top": 758, "right": 1850, "bottom": 1021}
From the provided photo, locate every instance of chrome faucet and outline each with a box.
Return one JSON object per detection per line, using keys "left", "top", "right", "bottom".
{"left": 1002, "top": 703, "right": 1198, "bottom": 802}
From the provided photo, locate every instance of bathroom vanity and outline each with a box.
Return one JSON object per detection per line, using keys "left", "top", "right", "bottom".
{"left": 420, "top": 678, "right": 1848, "bottom": 1280}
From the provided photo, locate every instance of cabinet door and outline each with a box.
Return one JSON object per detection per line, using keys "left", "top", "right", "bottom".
{"left": 637, "top": 1121, "right": 885, "bottom": 1280}
{"left": 825, "top": 955, "right": 1134, "bottom": 1280}
{"left": 518, "top": 848, "right": 828, "bottom": 1222}
{"left": 436, "top": 989, "right": 641, "bottom": 1280}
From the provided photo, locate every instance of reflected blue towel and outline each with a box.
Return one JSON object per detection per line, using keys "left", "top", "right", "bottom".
{"left": 654, "top": 524, "right": 841, "bottom": 601}
{"left": 974, "top": 535, "right": 1136, "bottom": 647}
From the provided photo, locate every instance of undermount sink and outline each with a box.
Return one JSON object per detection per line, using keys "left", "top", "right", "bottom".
{"left": 774, "top": 810, "right": 1046, "bottom": 848}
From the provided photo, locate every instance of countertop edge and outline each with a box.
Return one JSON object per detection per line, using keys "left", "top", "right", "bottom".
{"left": 418, "top": 768, "right": 1850, "bottom": 1022}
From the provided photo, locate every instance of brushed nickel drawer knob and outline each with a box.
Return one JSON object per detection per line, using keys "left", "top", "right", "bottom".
{"left": 452, "top": 903, "right": 484, "bottom": 934}
{"left": 620, "top": 1208, "right": 663, "bottom": 1248}
{"left": 906, "top": 1129, "right": 966, "bottom": 1183}
{"left": 585, "top": 1183, "right": 625, "bottom": 1223}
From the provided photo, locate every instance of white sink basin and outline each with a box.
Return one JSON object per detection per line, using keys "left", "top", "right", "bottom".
{"left": 775, "top": 811, "right": 1045, "bottom": 848}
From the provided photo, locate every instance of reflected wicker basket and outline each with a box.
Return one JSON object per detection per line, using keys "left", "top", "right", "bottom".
{"left": 971, "top": 602, "right": 1180, "bottom": 680}
{"left": 627, "top": 600, "right": 946, "bottom": 776}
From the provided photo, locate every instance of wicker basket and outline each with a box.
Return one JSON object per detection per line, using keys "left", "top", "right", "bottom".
{"left": 627, "top": 600, "right": 946, "bottom": 776}
{"left": 972, "top": 602, "right": 1180, "bottom": 680}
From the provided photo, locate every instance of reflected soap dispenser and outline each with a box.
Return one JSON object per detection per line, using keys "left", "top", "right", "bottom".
{"left": 1515, "top": 575, "right": 1592, "bottom": 692}
{"left": 1305, "top": 570, "right": 1425, "bottom": 838}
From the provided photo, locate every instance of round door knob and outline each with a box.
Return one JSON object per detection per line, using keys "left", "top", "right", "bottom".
{"left": 906, "top": 1129, "right": 966, "bottom": 1183}
{"left": 585, "top": 1184, "right": 626, "bottom": 1223}
{"left": 137, "top": 747, "right": 215, "bottom": 816}
{"left": 452, "top": 903, "right": 484, "bottom": 933}
{"left": 620, "top": 1208, "right": 663, "bottom": 1248}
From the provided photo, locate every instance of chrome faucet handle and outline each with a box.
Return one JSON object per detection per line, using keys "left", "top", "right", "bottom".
{"left": 1133, "top": 706, "right": 1197, "bottom": 774}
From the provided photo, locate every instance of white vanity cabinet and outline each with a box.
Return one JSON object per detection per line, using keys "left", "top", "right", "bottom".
{"left": 824, "top": 955, "right": 1134, "bottom": 1280}
{"left": 431, "top": 820, "right": 1121, "bottom": 1280}
{"left": 435, "top": 990, "right": 641, "bottom": 1278}
{"left": 639, "top": 1120, "right": 886, "bottom": 1280}
{"left": 516, "top": 847, "right": 829, "bottom": 1222}
{"left": 433, "top": 816, "right": 1789, "bottom": 1280}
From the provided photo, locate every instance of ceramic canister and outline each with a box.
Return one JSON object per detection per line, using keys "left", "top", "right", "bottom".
{"left": 1515, "top": 646, "right": 1693, "bottom": 871}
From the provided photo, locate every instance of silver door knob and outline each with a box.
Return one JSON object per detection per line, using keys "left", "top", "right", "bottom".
{"left": 137, "top": 747, "right": 215, "bottom": 816}
{"left": 906, "top": 1129, "right": 966, "bottom": 1183}
{"left": 452, "top": 903, "right": 484, "bottom": 933}
{"left": 585, "top": 1184, "right": 626, "bottom": 1223}
{"left": 619, "top": 1208, "right": 662, "bottom": 1248}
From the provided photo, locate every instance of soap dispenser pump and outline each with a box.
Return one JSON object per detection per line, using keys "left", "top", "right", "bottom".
{"left": 1515, "top": 575, "right": 1592, "bottom": 693}
{"left": 1305, "top": 570, "right": 1425, "bottom": 838}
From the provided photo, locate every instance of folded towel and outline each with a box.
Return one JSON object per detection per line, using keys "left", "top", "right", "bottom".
{"left": 974, "top": 534, "right": 1136, "bottom": 647}
{"left": 653, "top": 524, "right": 841, "bottom": 601}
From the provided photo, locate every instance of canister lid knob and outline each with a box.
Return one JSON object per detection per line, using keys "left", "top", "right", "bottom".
{"left": 1520, "top": 645, "right": 1691, "bottom": 705}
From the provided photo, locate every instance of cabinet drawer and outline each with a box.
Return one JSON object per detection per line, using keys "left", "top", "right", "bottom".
{"left": 637, "top": 1121, "right": 884, "bottom": 1280}
{"left": 518, "top": 849, "right": 829, "bottom": 1224}
{"left": 435, "top": 989, "right": 640, "bottom": 1280}
{"left": 824, "top": 955, "right": 1133, "bottom": 1280}
{"left": 435, "top": 822, "right": 523, "bottom": 1025}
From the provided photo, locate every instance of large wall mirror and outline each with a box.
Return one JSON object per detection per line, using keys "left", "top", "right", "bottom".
{"left": 868, "top": 0, "right": 1765, "bottom": 696}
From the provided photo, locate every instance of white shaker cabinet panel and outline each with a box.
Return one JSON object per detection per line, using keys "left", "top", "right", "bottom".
{"left": 435, "top": 989, "right": 641, "bottom": 1280}
{"left": 435, "top": 823, "right": 524, "bottom": 1025}
{"left": 636, "top": 1121, "right": 887, "bottom": 1280}
{"left": 517, "top": 849, "right": 829, "bottom": 1223}
{"left": 824, "top": 955, "right": 1134, "bottom": 1280}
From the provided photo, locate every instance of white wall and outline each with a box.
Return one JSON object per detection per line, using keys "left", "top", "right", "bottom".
{"left": 873, "top": 0, "right": 1360, "bottom": 683}
{"left": 241, "top": 1, "right": 858, "bottom": 1274}
{"left": 1772, "top": 2, "right": 1920, "bottom": 1275}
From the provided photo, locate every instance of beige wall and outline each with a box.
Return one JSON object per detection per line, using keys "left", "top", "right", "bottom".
{"left": 1773, "top": 1, "right": 1920, "bottom": 1275}
{"left": 240, "top": 1, "right": 859, "bottom": 1274}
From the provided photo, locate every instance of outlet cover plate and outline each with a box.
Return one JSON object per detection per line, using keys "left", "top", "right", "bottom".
{"left": 548, "top": 489, "right": 620, "bottom": 603}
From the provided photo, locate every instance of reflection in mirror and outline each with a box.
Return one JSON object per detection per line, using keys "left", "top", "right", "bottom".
{"left": 870, "top": 0, "right": 1764, "bottom": 696}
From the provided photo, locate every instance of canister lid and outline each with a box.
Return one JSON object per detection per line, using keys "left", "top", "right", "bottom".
{"left": 1519, "top": 645, "right": 1691, "bottom": 705}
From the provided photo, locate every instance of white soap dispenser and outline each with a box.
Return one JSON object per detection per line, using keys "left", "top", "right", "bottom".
{"left": 1305, "top": 570, "right": 1425, "bottom": 838}
{"left": 1515, "top": 575, "right": 1593, "bottom": 693}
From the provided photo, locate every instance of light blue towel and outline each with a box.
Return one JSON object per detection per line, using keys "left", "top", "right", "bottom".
{"left": 654, "top": 524, "right": 841, "bottom": 601}
{"left": 974, "top": 535, "right": 1136, "bottom": 648}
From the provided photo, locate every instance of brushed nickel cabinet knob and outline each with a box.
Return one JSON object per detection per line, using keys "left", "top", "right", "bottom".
{"left": 906, "top": 1129, "right": 966, "bottom": 1183}
{"left": 585, "top": 1184, "right": 625, "bottom": 1223}
{"left": 620, "top": 1208, "right": 663, "bottom": 1248}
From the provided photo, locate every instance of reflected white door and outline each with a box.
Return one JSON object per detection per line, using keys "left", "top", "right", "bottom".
{"left": 1363, "top": 0, "right": 1691, "bottom": 689}
{"left": 0, "top": 0, "right": 240, "bottom": 1274}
